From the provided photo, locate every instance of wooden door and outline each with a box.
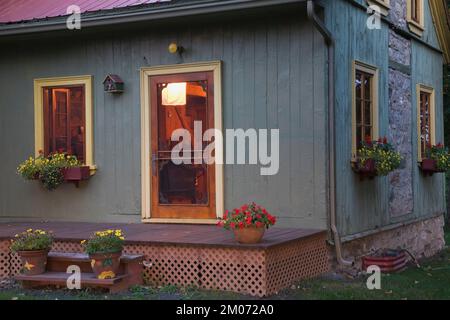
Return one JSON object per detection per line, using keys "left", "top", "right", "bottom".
{"left": 150, "top": 72, "right": 216, "bottom": 220}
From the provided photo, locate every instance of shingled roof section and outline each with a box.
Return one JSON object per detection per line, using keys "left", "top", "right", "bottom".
{"left": 0, "top": 0, "right": 171, "bottom": 24}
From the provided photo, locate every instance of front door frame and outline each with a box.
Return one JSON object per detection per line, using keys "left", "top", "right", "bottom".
{"left": 140, "top": 61, "right": 224, "bottom": 223}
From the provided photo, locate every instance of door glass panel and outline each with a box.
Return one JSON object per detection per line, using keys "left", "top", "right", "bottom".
{"left": 156, "top": 80, "right": 209, "bottom": 205}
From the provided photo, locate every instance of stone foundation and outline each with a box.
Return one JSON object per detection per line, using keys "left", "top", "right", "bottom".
{"left": 329, "top": 215, "right": 446, "bottom": 270}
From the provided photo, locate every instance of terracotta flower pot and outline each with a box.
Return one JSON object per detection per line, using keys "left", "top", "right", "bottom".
{"left": 89, "top": 251, "right": 122, "bottom": 279}
{"left": 233, "top": 226, "right": 266, "bottom": 244}
{"left": 17, "top": 250, "right": 48, "bottom": 275}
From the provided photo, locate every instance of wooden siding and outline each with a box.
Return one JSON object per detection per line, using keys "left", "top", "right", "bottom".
{"left": 322, "top": 0, "right": 445, "bottom": 237}
{"left": 411, "top": 43, "right": 445, "bottom": 220}
{"left": 0, "top": 13, "right": 328, "bottom": 229}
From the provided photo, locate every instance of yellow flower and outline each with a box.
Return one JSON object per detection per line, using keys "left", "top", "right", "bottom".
{"left": 26, "top": 229, "right": 32, "bottom": 233}
{"left": 119, "top": 237, "right": 125, "bottom": 240}
{"left": 80, "top": 240, "right": 86, "bottom": 244}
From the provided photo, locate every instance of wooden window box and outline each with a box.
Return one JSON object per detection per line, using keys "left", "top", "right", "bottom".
{"left": 61, "top": 166, "right": 91, "bottom": 187}
{"left": 419, "top": 159, "right": 445, "bottom": 176}
{"left": 352, "top": 159, "right": 377, "bottom": 180}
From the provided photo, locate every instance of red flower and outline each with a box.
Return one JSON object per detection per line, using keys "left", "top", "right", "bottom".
{"left": 230, "top": 222, "right": 236, "bottom": 229}
{"left": 256, "top": 221, "right": 264, "bottom": 228}
{"left": 223, "top": 210, "right": 229, "bottom": 220}
{"left": 246, "top": 217, "right": 252, "bottom": 225}
{"left": 256, "top": 214, "right": 262, "bottom": 220}
{"left": 241, "top": 204, "right": 249, "bottom": 211}
{"left": 238, "top": 222, "right": 245, "bottom": 229}
{"left": 216, "top": 220, "right": 224, "bottom": 227}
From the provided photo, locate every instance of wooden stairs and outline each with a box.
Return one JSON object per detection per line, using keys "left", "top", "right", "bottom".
{"left": 15, "top": 252, "right": 144, "bottom": 293}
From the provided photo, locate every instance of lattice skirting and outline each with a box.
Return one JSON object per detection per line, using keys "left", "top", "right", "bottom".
{"left": 1, "top": 233, "right": 329, "bottom": 297}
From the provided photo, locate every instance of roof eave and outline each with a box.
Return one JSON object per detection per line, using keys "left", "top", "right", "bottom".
{"left": 0, "top": 0, "right": 306, "bottom": 37}
{"left": 429, "top": 0, "right": 450, "bottom": 64}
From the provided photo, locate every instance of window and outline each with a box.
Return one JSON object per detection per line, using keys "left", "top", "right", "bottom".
{"left": 34, "top": 76, "right": 94, "bottom": 168}
{"left": 352, "top": 61, "right": 379, "bottom": 158}
{"left": 43, "top": 86, "right": 86, "bottom": 162}
{"left": 367, "top": 0, "right": 390, "bottom": 16}
{"left": 407, "top": 0, "right": 424, "bottom": 36}
{"left": 417, "top": 85, "right": 435, "bottom": 161}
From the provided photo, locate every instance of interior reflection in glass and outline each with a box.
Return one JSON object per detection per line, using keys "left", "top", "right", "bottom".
{"left": 157, "top": 81, "right": 209, "bottom": 205}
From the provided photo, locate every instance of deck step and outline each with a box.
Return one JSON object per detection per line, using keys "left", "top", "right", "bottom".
{"left": 15, "top": 251, "right": 144, "bottom": 293}
{"left": 16, "top": 272, "right": 128, "bottom": 286}
{"left": 48, "top": 252, "right": 143, "bottom": 264}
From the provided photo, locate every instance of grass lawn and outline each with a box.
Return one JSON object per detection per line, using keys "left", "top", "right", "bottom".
{"left": 0, "top": 227, "right": 449, "bottom": 300}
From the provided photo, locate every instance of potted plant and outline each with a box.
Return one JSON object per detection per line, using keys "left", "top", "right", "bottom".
{"left": 420, "top": 143, "right": 450, "bottom": 176}
{"left": 17, "top": 151, "right": 91, "bottom": 190}
{"left": 353, "top": 136, "right": 402, "bottom": 179}
{"left": 81, "top": 229, "right": 125, "bottom": 279}
{"left": 217, "top": 203, "right": 277, "bottom": 244}
{"left": 10, "top": 229, "right": 53, "bottom": 275}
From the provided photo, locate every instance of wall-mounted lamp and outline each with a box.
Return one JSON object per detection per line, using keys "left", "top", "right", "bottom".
{"left": 168, "top": 42, "right": 185, "bottom": 56}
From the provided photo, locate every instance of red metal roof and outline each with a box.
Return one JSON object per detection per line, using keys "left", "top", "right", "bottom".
{"left": 0, "top": 0, "right": 170, "bottom": 23}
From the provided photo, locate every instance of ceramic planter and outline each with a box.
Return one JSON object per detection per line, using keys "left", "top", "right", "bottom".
{"left": 17, "top": 250, "right": 48, "bottom": 275}
{"left": 233, "top": 226, "right": 266, "bottom": 244}
{"left": 89, "top": 251, "right": 122, "bottom": 279}
{"left": 352, "top": 158, "right": 377, "bottom": 180}
{"left": 420, "top": 159, "right": 445, "bottom": 176}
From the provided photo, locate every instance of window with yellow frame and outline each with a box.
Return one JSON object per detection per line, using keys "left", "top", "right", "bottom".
{"left": 416, "top": 84, "right": 436, "bottom": 161}
{"left": 352, "top": 61, "right": 379, "bottom": 159}
{"left": 367, "top": 0, "right": 391, "bottom": 16}
{"left": 34, "top": 75, "right": 95, "bottom": 171}
{"left": 407, "top": 0, "right": 425, "bottom": 36}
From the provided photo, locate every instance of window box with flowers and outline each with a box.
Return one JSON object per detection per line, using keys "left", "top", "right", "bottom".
{"left": 419, "top": 143, "right": 450, "bottom": 176}
{"left": 352, "top": 137, "right": 402, "bottom": 180}
{"left": 17, "top": 151, "right": 92, "bottom": 190}
{"left": 217, "top": 203, "right": 277, "bottom": 244}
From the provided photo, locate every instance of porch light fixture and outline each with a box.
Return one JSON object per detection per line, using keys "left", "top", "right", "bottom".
{"left": 162, "top": 82, "right": 187, "bottom": 106}
{"left": 168, "top": 42, "right": 185, "bottom": 56}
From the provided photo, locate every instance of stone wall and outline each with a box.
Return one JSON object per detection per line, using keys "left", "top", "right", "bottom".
{"left": 389, "top": 0, "right": 407, "bottom": 28}
{"left": 388, "top": 28, "right": 413, "bottom": 217}
{"left": 329, "top": 214, "right": 446, "bottom": 270}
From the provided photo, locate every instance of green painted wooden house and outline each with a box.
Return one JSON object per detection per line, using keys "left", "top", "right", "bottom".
{"left": 0, "top": 0, "right": 449, "bottom": 286}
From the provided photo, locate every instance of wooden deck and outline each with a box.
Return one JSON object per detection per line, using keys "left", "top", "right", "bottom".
{"left": 0, "top": 221, "right": 325, "bottom": 248}
{"left": 0, "top": 222, "right": 330, "bottom": 297}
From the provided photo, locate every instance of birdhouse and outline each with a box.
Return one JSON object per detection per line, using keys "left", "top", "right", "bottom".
{"left": 103, "top": 74, "right": 124, "bottom": 93}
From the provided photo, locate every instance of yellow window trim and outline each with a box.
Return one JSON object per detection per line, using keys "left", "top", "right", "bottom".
{"left": 33, "top": 75, "right": 95, "bottom": 173}
{"left": 416, "top": 84, "right": 436, "bottom": 162}
{"left": 407, "top": 0, "right": 425, "bottom": 37}
{"left": 351, "top": 60, "right": 380, "bottom": 160}
{"left": 367, "top": 0, "right": 390, "bottom": 16}
{"left": 140, "top": 61, "right": 224, "bottom": 222}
